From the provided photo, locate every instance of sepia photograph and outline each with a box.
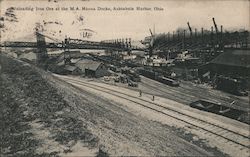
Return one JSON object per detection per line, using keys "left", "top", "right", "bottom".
{"left": 0, "top": 0, "right": 249, "bottom": 156}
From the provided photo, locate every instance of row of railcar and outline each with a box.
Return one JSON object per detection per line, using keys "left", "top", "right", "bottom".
{"left": 109, "top": 65, "right": 121, "bottom": 73}
{"left": 139, "top": 69, "right": 179, "bottom": 87}
{"left": 157, "top": 76, "right": 180, "bottom": 87}
{"left": 121, "top": 68, "right": 141, "bottom": 82}
{"left": 190, "top": 99, "right": 248, "bottom": 124}
{"left": 215, "top": 75, "right": 248, "bottom": 96}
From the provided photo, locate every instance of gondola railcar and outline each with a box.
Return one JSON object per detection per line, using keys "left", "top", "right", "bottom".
{"left": 215, "top": 75, "right": 248, "bottom": 96}
{"left": 157, "top": 76, "right": 180, "bottom": 87}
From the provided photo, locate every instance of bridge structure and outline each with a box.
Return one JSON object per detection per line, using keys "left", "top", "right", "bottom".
{"left": 0, "top": 34, "right": 143, "bottom": 51}
{"left": 0, "top": 32, "right": 145, "bottom": 63}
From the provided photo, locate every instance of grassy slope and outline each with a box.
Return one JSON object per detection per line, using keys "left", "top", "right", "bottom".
{"left": 0, "top": 54, "right": 99, "bottom": 156}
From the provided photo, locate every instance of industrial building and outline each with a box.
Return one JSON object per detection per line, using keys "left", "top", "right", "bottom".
{"left": 209, "top": 49, "right": 250, "bottom": 77}
{"left": 199, "top": 49, "right": 250, "bottom": 77}
{"left": 75, "top": 59, "right": 109, "bottom": 77}
{"left": 64, "top": 65, "right": 82, "bottom": 75}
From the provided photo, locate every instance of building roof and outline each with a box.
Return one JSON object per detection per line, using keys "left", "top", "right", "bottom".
{"left": 64, "top": 65, "right": 78, "bottom": 72}
{"left": 57, "top": 51, "right": 82, "bottom": 63}
{"left": 75, "top": 59, "right": 103, "bottom": 71}
{"left": 57, "top": 60, "right": 65, "bottom": 66}
{"left": 70, "top": 58, "right": 81, "bottom": 64}
{"left": 210, "top": 49, "right": 250, "bottom": 68}
{"left": 19, "top": 52, "right": 37, "bottom": 60}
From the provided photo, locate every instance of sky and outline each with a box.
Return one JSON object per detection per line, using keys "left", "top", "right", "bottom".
{"left": 0, "top": 0, "right": 249, "bottom": 42}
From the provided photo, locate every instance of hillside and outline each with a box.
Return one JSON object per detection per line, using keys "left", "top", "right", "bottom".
{"left": 0, "top": 53, "right": 216, "bottom": 156}
{"left": 0, "top": 53, "right": 100, "bottom": 156}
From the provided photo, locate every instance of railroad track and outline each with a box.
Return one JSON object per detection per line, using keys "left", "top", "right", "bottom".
{"left": 141, "top": 76, "right": 227, "bottom": 104}
{"left": 141, "top": 77, "right": 250, "bottom": 118}
{"left": 58, "top": 76, "right": 250, "bottom": 151}
{"left": 141, "top": 76, "right": 239, "bottom": 104}
{"left": 139, "top": 81, "right": 195, "bottom": 103}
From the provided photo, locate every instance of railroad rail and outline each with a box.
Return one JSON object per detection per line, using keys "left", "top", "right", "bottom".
{"left": 138, "top": 76, "right": 249, "bottom": 114}
{"left": 57, "top": 76, "right": 250, "bottom": 152}
{"left": 140, "top": 78, "right": 248, "bottom": 110}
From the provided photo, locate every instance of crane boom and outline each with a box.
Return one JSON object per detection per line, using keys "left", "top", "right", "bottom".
{"left": 187, "top": 22, "right": 193, "bottom": 36}
{"left": 212, "top": 17, "right": 218, "bottom": 34}
{"left": 149, "top": 29, "right": 153, "bottom": 36}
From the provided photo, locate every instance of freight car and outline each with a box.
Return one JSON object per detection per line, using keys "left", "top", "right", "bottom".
{"left": 140, "top": 69, "right": 179, "bottom": 87}
{"left": 190, "top": 99, "right": 247, "bottom": 123}
{"left": 109, "top": 65, "right": 117, "bottom": 72}
{"left": 121, "top": 68, "right": 141, "bottom": 82}
{"left": 128, "top": 70, "right": 141, "bottom": 82}
{"left": 128, "top": 80, "right": 138, "bottom": 87}
{"left": 120, "top": 74, "right": 129, "bottom": 83}
{"left": 139, "top": 69, "right": 159, "bottom": 80}
{"left": 157, "top": 76, "right": 180, "bottom": 87}
{"left": 215, "top": 75, "right": 248, "bottom": 96}
{"left": 109, "top": 65, "right": 121, "bottom": 72}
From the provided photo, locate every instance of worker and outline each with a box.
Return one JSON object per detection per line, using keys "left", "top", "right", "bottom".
{"left": 139, "top": 90, "right": 142, "bottom": 97}
{"left": 152, "top": 95, "right": 155, "bottom": 101}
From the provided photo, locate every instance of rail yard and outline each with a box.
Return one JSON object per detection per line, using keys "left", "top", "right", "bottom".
{"left": 55, "top": 74, "right": 249, "bottom": 157}
{"left": 1, "top": 1, "right": 250, "bottom": 156}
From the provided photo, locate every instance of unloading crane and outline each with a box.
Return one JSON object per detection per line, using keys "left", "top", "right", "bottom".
{"left": 187, "top": 22, "right": 193, "bottom": 37}
{"left": 212, "top": 17, "right": 219, "bottom": 35}
{"left": 149, "top": 29, "right": 154, "bottom": 36}
{"left": 148, "top": 28, "right": 156, "bottom": 56}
